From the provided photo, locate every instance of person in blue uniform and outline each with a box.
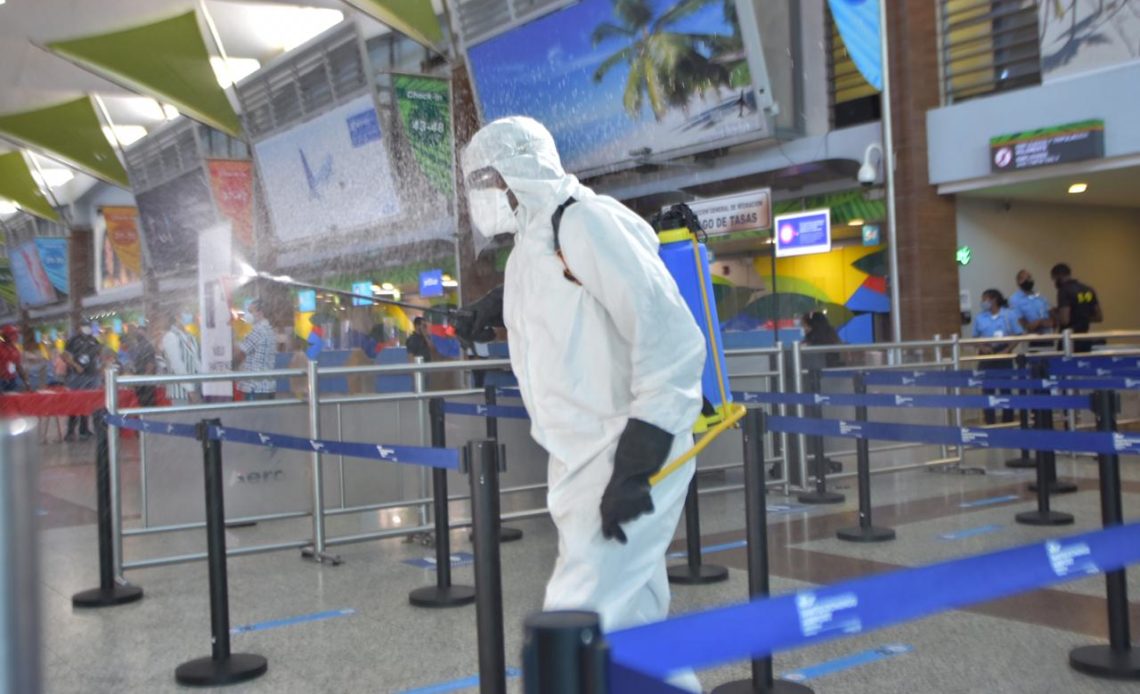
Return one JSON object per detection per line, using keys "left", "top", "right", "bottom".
{"left": 973, "top": 288, "right": 1024, "bottom": 424}
{"left": 1009, "top": 270, "right": 1052, "bottom": 334}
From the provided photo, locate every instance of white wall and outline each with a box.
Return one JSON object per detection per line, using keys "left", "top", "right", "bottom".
{"left": 956, "top": 197, "right": 1140, "bottom": 330}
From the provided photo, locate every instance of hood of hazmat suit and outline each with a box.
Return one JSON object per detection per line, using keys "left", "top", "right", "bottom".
{"left": 462, "top": 116, "right": 706, "bottom": 469}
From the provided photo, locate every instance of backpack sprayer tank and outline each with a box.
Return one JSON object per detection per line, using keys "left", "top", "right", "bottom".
{"left": 650, "top": 203, "right": 733, "bottom": 434}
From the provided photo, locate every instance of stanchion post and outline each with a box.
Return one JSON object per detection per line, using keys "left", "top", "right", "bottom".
{"left": 791, "top": 341, "right": 808, "bottom": 488}
{"left": 1026, "top": 362, "right": 1078, "bottom": 495}
{"left": 2, "top": 418, "right": 42, "bottom": 694}
{"left": 773, "top": 345, "right": 790, "bottom": 494}
{"left": 1016, "top": 372, "right": 1074, "bottom": 526}
{"left": 837, "top": 374, "right": 895, "bottom": 543}
{"left": 711, "top": 410, "right": 812, "bottom": 694}
{"left": 797, "top": 369, "right": 844, "bottom": 505}
{"left": 72, "top": 410, "right": 144, "bottom": 608}
{"left": 484, "top": 385, "right": 523, "bottom": 543}
{"left": 174, "top": 419, "right": 267, "bottom": 686}
{"left": 105, "top": 367, "right": 124, "bottom": 579}
{"left": 522, "top": 611, "right": 608, "bottom": 694}
{"left": 1005, "top": 354, "right": 1034, "bottom": 469}
{"left": 1069, "top": 390, "right": 1140, "bottom": 679}
{"left": 468, "top": 439, "right": 507, "bottom": 694}
{"left": 302, "top": 359, "right": 340, "bottom": 565}
{"left": 667, "top": 475, "right": 729, "bottom": 585}
{"left": 410, "top": 399, "right": 476, "bottom": 608}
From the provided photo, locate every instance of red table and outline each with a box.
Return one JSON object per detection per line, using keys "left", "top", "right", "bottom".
{"left": 0, "top": 389, "right": 142, "bottom": 417}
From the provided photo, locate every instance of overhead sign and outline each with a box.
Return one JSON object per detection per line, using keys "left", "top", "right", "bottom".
{"left": 990, "top": 119, "right": 1105, "bottom": 173}
{"left": 862, "top": 224, "right": 880, "bottom": 247}
{"left": 676, "top": 189, "right": 772, "bottom": 237}
{"left": 774, "top": 209, "right": 831, "bottom": 258}
{"left": 297, "top": 290, "right": 317, "bottom": 313}
{"left": 419, "top": 269, "right": 443, "bottom": 298}
{"left": 352, "top": 281, "right": 373, "bottom": 307}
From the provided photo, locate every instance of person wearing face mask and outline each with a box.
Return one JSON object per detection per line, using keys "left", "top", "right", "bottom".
{"left": 0, "top": 325, "right": 30, "bottom": 393}
{"left": 457, "top": 117, "right": 705, "bottom": 691}
{"left": 234, "top": 299, "right": 277, "bottom": 401}
{"left": 1051, "top": 263, "right": 1104, "bottom": 353}
{"left": 1009, "top": 270, "right": 1053, "bottom": 335}
{"left": 62, "top": 323, "right": 104, "bottom": 440}
{"left": 972, "top": 289, "right": 1024, "bottom": 424}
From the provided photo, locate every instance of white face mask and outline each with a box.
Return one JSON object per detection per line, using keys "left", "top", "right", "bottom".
{"left": 79, "top": 325, "right": 93, "bottom": 336}
{"left": 468, "top": 189, "right": 518, "bottom": 239}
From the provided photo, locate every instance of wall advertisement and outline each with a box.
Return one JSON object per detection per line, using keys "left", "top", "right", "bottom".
{"left": 97, "top": 206, "right": 143, "bottom": 291}
{"left": 136, "top": 169, "right": 218, "bottom": 276}
{"left": 393, "top": 75, "right": 453, "bottom": 198}
{"left": 9, "top": 241, "right": 57, "bottom": 307}
{"left": 254, "top": 94, "right": 401, "bottom": 245}
{"left": 197, "top": 223, "right": 234, "bottom": 398}
{"left": 206, "top": 160, "right": 255, "bottom": 252}
{"left": 33, "top": 237, "right": 69, "bottom": 297}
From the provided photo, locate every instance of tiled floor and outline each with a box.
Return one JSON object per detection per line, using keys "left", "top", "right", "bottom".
{"left": 34, "top": 430, "right": 1140, "bottom": 693}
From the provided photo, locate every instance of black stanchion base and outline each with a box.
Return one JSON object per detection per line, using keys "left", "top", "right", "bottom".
{"left": 1069, "top": 645, "right": 1140, "bottom": 680}
{"left": 711, "top": 677, "right": 815, "bottom": 693}
{"left": 224, "top": 520, "right": 258, "bottom": 529}
{"left": 797, "top": 490, "right": 845, "bottom": 505}
{"left": 667, "top": 563, "right": 730, "bottom": 585}
{"left": 174, "top": 653, "right": 268, "bottom": 687}
{"left": 71, "top": 583, "right": 144, "bottom": 608}
{"left": 300, "top": 547, "right": 343, "bottom": 565}
{"left": 1005, "top": 456, "right": 1035, "bottom": 469}
{"left": 836, "top": 525, "right": 896, "bottom": 543}
{"left": 1027, "top": 480, "right": 1079, "bottom": 495}
{"left": 1015, "top": 510, "right": 1075, "bottom": 526}
{"left": 408, "top": 584, "right": 476, "bottom": 608}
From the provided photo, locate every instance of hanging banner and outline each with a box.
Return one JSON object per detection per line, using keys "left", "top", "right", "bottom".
{"left": 34, "top": 237, "right": 69, "bottom": 296}
{"left": 9, "top": 242, "right": 58, "bottom": 307}
{"left": 393, "top": 75, "right": 453, "bottom": 198}
{"left": 136, "top": 168, "right": 218, "bottom": 275}
{"left": 827, "top": 0, "right": 882, "bottom": 91}
{"left": 341, "top": 0, "right": 442, "bottom": 48}
{"left": 198, "top": 223, "right": 235, "bottom": 398}
{"left": 253, "top": 94, "right": 401, "bottom": 245}
{"left": 0, "top": 152, "right": 60, "bottom": 222}
{"left": 98, "top": 206, "right": 143, "bottom": 291}
{"left": 207, "top": 160, "right": 255, "bottom": 252}
{"left": 0, "top": 98, "right": 130, "bottom": 188}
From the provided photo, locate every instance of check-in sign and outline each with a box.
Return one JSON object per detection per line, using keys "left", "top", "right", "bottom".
{"left": 672, "top": 189, "right": 772, "bottom": 237}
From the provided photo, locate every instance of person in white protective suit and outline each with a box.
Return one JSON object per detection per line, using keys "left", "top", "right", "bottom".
{"left": 457, "top": 117, "right": 706, "bottom": 690}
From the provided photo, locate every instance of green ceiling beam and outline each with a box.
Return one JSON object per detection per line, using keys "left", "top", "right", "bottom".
{"left": 47, "top": 11, "right": 242, "bottom": 138}
{"left": 342, "top": 0, "right": 443, "bottom": 48}
{"left": 0, "top": 151, "right": 61, "bottom": 223}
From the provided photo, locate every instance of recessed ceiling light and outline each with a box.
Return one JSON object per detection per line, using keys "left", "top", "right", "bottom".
{"left": 1068, "top": 183, "right": 1088, "bottom": 194}
{"left": 848, "top": 218, "right": 864, "bottom": 226}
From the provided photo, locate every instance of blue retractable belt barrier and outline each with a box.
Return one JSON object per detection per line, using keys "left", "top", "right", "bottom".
{"left": 495, "top": 388, "right": 523, "bottom": 399}
{"left": 860, "top": 371, "right": 1140, "bottom": 390}
{"left": 819, "top": 368, "right": 1028, "bottom": 380}
{"left": 731, "top": 390, "right": 1091, "bottom": 411}
{"left": 763, "top": 414, "right": 1140, "bottom": 455}
{"left": 103, "top": 414, "right": 459, "bottom": 470}
{"left": 441, "top": 401, "right": 530, "bottom": 421}
{"left": 1045, "top": 356, "right": 1140, "bottom": 373}
{"left": 607, "top": 522, "right": 1140, "bottom": 679}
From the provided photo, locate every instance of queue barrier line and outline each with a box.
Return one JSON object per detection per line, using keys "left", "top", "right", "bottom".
{"left": 441, "top": 401, "right": 531, "bottom": 420}
{"left": 731, "top": 390, "right": 1091, "bottom": 412}
{"left": 103, "top": 414, "right": 459, "bottom": 470}
{"left": 763, "top": 414, "right": 1140, "bottom": 456}
{"left": 607, "top": 521, "right": 1140, "bottom": 680}
{"left": 860, "top": 372, "right": 1140, "bottom": 390}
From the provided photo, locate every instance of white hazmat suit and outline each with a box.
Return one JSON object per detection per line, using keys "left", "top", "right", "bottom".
{"left": 461, "top": 118, "right": 706, "bottom": 687}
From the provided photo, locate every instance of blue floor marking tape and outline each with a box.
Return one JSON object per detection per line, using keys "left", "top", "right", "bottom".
{"left": 403, "top": 552, "right": 474, "bottom": 569}
{"left": 230, "top": 608, "right": 355, "bottom": 635}
{"left": 780, "top": 644, "right": 913, "bottom": 682}
{"left": 959, "top": 494, "right": 1021, "bottom": 509}
{"left": 939, "top": 524, "right": 1004, "bottom": 541}
{"left": 398, "top": 668, "right": 521, "bottom": 694}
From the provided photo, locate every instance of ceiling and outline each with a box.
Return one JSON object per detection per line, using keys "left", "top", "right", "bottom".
{"left": 955, "top": 164, "right": 1140, "bottom": 210}
{"left": 0, "top": 0, "right": 420, "bottom": 212}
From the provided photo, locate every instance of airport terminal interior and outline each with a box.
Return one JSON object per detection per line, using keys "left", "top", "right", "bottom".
{"left": 2, "top": 0, "right": 1140, "bottom": 692}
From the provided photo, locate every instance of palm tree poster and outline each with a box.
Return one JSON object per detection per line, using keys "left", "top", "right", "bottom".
{"left": 467, "top": 0, "right": 765, "bottom": 175}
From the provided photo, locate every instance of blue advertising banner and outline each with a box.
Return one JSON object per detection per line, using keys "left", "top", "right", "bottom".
{"left": 862, "top": 224, "right": 880, "bottom": 246}
{"left": 9, "top": 241, "right": 58, "bottom": 307}
{"left": 419, "top": 269, "right": 443, "bottom": 298}
{"left": 775, "top": 209, "right": 831, "bottom": 258}
{"left": 352, "top": 281, "right": 373, "bottom": 307}
{"left": 34, "top": 237, "right": 69, "bottom": 295}
{"left": 827, "top": 0, "right": 882, "bottom": 91}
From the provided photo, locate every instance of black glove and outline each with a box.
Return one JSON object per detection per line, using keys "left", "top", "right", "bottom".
{"left": 600, "top": 419, "right": 675, "bottom": 544}
{"left": 454, "top": 286, "right": 504, "bottom": 345}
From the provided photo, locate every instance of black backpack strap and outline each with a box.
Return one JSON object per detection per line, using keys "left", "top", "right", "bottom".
{"left": 551, "top": 197, "right": 581, "bottom": 285}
